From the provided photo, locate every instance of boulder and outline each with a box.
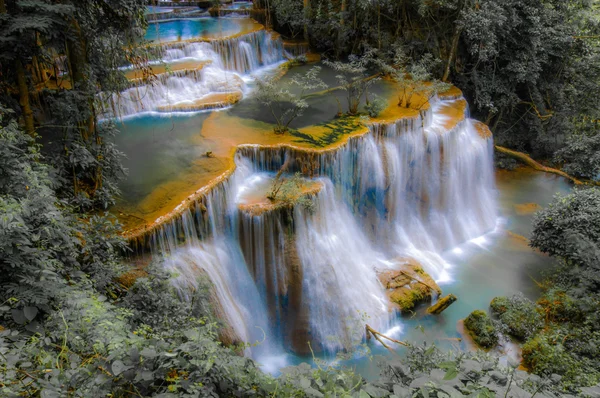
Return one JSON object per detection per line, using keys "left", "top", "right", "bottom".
{"left": 378, "top": 259, "right": 441, "bottom": 313}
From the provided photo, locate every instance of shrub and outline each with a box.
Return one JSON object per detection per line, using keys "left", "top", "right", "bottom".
{"left": 490, "top": 294, "right": 543, "bottom": 340}
{"left": 364, "top": 95, "right": 387, "bottom": 117}
{"left": 464, "top": 310, "right": 499, "bottom": 348}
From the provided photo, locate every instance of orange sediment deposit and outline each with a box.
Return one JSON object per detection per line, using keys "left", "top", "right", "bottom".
{"left": 473, "top": 120, "right": 493, "bottom": 139}
{"left": 156, "top": 91, "right": 242, "bottom": 112}
{"left": 124, "top": 60, "right": 212, "bottom": 81}
{"left": 238, "top": 180, "right": 323, "bottom": 217}
{"left": 116, "top": 83, "right": 479, "bottom": 242}
{"left": 513, "top": 202, "right": 542, "bottom": 215}
{"left": 438, "top": 98, "right": 467, "bottom": 131}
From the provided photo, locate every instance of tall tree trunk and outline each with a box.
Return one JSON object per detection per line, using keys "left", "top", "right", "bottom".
{"left": 442, "top": 25, "right": 461, "bottom": 82}
{"left": 15, "top": 59, "right": 35, "bottom": 136}
{"left": 303, "top": 0, "right": 309, "bottom": 42}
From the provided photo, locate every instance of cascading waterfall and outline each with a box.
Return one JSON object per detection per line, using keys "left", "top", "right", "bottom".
{"left": 238, "top": 98, "right": 497, "bottom": 281}
{"left": 293, "top": 179, "right": 390, "bottom": 353}
{"left": 111, "top": 13, "right": 500, "bottom": 370}
{"left": 102, "top": 29, "right": 286, "bottom": 118}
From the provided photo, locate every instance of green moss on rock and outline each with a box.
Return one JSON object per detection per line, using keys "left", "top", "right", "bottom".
{"left": 463, "top": 310, "right": 499, "bottom": 349}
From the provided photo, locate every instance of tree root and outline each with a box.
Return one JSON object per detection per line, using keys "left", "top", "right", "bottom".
{"left": 495, "top": 145, "right": 600, "bottom": 186}
{"left": 365, "top": 324, "right": 409, "bottom": 353}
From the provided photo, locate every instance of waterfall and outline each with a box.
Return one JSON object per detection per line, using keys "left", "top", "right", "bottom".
{"left": 236, "top": 97, "right": 497, "bottom": 282}
{"left": 103, "top": 30, "right": 286, "bottom": 119}
{"left": 294, "top": 179, "right": 390, "bottom": 353}
{"left": 139, "top": 94, "right": 497, "bottom": 364}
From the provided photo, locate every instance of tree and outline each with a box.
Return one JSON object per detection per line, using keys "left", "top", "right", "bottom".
{"left": 378, "top": 45, "right": 450, "bottom": 109}
{"left": 554, "top": 120, "right": 600, "bottom": 180}
{"left": 323, "top": 50, "right": 377, "bottom": 115}
{"left": 254, "top": 66, "right": 327, "bottom": 134}
{"left": 0, "top": 0, "right": 147, "bottom": 211}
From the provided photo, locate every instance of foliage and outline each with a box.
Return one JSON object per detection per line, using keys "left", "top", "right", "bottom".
{"left": 0, "top": 113, "right": 76, "bottom": 309}
{"left": 271, "top": 0, "right": 307, "bottom": 39}
{"left": 377, "top": 45, "right": 450, "bottom": 109}
{"left": 267, "top": 0, "right": 600, "bottom": 162}
{"left": 554, "top": 120, "right": 600, "bottom": 179}
{"left": 463, "top": 310, "right": 499, "bottom": 349}
{"left": 254, "top": 66, "right": 327, "bottom": 134}
{"left": 268, "top": 172, "right": 316, "bottom": 212}
{"left": 518, "top": 189, "right": 600, "bottom": 389}
{"left": 364, "top": 94, "right": 387, "bottom": 118}
{"left": 323, "top": 50, "right": 378, "bottom": 115}
{"left": 0, "top": 0, "right": 147, "bottom": 211}
{"left": 490, "top": 294, "right": 543, "bottom": 341}
{"left": 530, "top": 188, "right": 600, "bottom": 267}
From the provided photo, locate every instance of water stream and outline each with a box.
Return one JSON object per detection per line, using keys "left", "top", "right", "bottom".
{"left": 113, "top": 12, "right": 573, "bottom": 374}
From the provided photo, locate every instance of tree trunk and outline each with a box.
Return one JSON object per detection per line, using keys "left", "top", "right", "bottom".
{"left": 442, "top": 26, "right": 462, "bottom": 82}
{"left": 303, "top": 0, "right": 309, "bottom": 42}
{"left": 15, "top": 59, "right": 35, "bottom": 136}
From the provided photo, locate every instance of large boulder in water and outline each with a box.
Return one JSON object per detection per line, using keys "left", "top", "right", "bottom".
{"left": 378, "top": 259, "right": 441, "bottom": 313}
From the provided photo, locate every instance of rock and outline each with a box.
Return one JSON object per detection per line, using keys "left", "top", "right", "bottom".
{"left": 462, "top": 310, "right": 499, "bottom": 349}
{"left": 378, "top": 259, "right": 441, "bottom": 313}
{"left": 426, "top": 294, "right": 457, "bottom": 315}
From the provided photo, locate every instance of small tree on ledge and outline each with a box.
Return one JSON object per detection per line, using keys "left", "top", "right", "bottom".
{"left": 323, "top": 50, "right": 378, "bottom": 115}
{"left": 253, "top": 66, "right": 327, "bottom": 134}
{"left": 378, "top": 45, "right": 451, "bottom": 109}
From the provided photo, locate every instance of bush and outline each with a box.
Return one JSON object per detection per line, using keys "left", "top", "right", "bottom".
{"left": 522, "top": 328, "right": 600, "bottom": 389}
{"left": 364, "top": 95, "right": 387, "bottom": 117}
{"left": 490, "top": 294, "right": 543, "bottom": 340}
{"left": 464, "top": 310, "right": 499, "bottom": 348}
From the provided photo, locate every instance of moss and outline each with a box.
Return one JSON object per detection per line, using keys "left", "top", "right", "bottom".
{"left": 463, "top": 310, "right": 499, "bottom": 349}
{"left": 389, "top": 287, "right": 426, "bottom": 312}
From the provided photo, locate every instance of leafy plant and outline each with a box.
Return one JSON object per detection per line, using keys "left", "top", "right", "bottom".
{"left": 490, "top": 294, "right": 543, "bottom": 341}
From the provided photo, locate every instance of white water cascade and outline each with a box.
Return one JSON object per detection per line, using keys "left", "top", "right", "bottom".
{"left": 102, "top": 29, "right": 286, "bottom": 118}
{"left": 143, "top": 94, "right": 497, "bottom": 364}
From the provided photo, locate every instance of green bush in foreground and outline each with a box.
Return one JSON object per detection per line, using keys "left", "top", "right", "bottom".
{"left": 490, "top": 294, "right": 543, "bottom": 340}
{"left": 464, "top": 310, "right": 499, "bottom": 349}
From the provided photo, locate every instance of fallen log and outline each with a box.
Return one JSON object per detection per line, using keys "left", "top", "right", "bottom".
{"left": 495, "top": 146, "right": 600, "bottom": 186}
{"left": 365, "top": 324, "right": 409, "bottom": 353}
{"left": 426, "top": 294, "right": 457, "bottom": 315}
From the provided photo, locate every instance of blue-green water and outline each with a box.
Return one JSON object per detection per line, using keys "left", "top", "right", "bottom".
{"left": 145, "top": 18, "right": 251, "bottom": 42}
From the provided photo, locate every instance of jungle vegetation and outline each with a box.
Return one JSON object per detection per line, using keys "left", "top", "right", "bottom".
{"left": 1, "top": 0, "right": 600, "bottom": 396}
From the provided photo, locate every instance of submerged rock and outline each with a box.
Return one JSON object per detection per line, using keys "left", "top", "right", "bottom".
{"left": 513, "top": 202, "right": 542, "bottom": 215}
{"left": 378, "top": 259, "right": 441, "bottom": 313}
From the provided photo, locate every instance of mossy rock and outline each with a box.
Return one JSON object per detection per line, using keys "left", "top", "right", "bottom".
{"left": 464, "top": 310, "right": 499, "bottom": 349}
{"left": 379, "top": 259, "right": 441, "bottom": 313}
{"left": 490, "top": 295, "right": 543, "bottom": 340}
{"left": 389, "top": 287, "right": 428, "bottom": 312}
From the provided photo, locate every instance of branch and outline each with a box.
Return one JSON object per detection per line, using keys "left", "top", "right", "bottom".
{"left": 365, "top": 324, "right": 409, "bottom": 353}
{"left": 495, "top": 146, "right": 600, "bottom": 186}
